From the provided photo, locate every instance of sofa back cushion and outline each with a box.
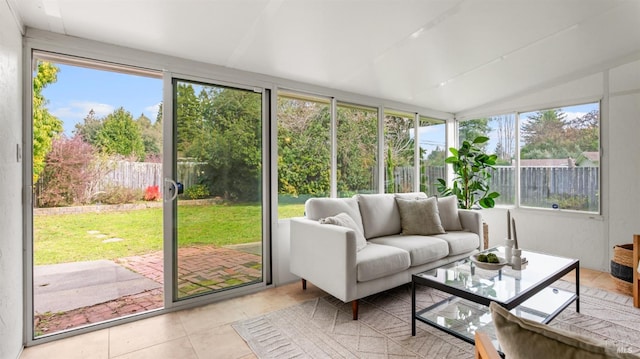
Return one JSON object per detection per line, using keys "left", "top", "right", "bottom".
{"left": 395, "top": 197, "right": 445, "bottom": 236}
{"left": 305, "top": 198, "right": 365, "bottom": 235}
{"left": 437, "top": 195, "right": 463, "bottom": 231}
{"left": 356, "top": 194, "right": 402, "bottom": 239}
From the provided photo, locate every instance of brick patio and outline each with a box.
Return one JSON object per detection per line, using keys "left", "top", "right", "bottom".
{"left": 35, "top": 245, "right": 262, "bottom": 335}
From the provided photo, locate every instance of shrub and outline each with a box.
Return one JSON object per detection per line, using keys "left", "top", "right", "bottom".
{"left": 144, "top": 185, "right": 161, "bottom": 201}
{"left": 184, "top": 184, "right": 210, "bottom": 200}
{"left": 96, "top": 185, "right": 142, "bottom": 204}
{"left": 37, "top": 135, "right": 97, "bottom": 207}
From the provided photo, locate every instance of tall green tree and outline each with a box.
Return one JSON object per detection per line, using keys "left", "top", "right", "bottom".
{"left": 195, "top": 87, "right": 263, "bottom": 201}
{"left": 136, "top": 113, "right": 162, "bottom": 158}
{"left": 74, "top": 109, "right": 103, "bottom": 146}
{"left": 520, "top": 109, "right": 568, "bottom": 159}
{"left": 95, "top": 107, "right": 145, "bottom": 160}
{"left": 175, "top": 84, "right": 202, "bottom": 158}
{"left": 33, "top": 61, "right": 63, "bottom": 183}
{"left": 277, "top": 98, "right": 330, "bottom": 197}
{"left": 459, "top": 118, "right": 490, "bottom": 151}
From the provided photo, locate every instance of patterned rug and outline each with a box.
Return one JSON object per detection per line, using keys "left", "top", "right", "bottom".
{"left": 233, "top": 281, "right": 640, "bottom": 358}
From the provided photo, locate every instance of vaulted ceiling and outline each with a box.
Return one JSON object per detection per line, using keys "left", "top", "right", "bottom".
{"left": 11, "top": 0, "right": 640, "bottom": 113}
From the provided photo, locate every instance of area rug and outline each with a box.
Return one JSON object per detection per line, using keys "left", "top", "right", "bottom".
{"left": 233, "top": 281, "right": 640, "bottom": 358}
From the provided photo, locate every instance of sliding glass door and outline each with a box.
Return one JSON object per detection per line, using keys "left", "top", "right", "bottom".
{"left": 168, "top": 78, "right": 266, "bottom": 301}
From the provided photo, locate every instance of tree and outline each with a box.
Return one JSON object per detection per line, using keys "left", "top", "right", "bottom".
{"left": 196, "top": 87, "right": 263, "bottom": 201}
{"left": 136, "top": 113, "right": 162, "bottom": 159}
{"left": 459, "top": 118, "right": 490, "bottom": 152}
{"left": 175, "top": 83, "right": 202, "bottom": 158}
{"left": 520, "top": 109, "right": 567, "bottom": 159}
{"left": 493, "top": 115, "right": 515, "bottom": 165}
{"left": 74, "top": 109, "right": 103, "bottom": 146}
{"left": 277, "top": 97, "right": 330, "bottom": 197}
{"left": 33, "top": 61, "right": 63, "bottom": 183}
{"left": 95, "top": 107, "right": 145, "bottom": 160}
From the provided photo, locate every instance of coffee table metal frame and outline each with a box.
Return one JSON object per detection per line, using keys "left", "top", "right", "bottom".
{"left": 411, "top": 247, "right": 579, "bottom": 344}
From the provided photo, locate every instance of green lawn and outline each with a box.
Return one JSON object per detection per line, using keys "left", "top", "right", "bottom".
{"left": 34, "top": 203, "right": 305, "bottom": 265}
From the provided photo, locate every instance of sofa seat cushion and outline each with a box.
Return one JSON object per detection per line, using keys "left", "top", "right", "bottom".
{"left": 305, "top": 198, "right": 365, "bottom": 235}
{"left": 356, "top": 243, "right": 411, "bottom": 282}
{"left": 431, "top": 231, "right": 480, "bottom": 256}
{"left": 356, "top": 194, "right": 402, "bottom": 239}
{"left": 368, "top": 235, "right": 449, "bottom": 267}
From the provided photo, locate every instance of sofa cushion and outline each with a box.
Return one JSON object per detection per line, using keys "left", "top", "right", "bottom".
{"left": 357, "top": 194, "right": 401, "bottom": 239}
{"left": 431, "top": 231, "right": 480, "bottom": 256}
{"left": 368, "top": 235, "right": 449, "bottom": 267}
{"left": 356, "top": 243, "right": 411, "bottom": 282}
{"left": 395, "top": 197, "right": 445, "bottom": 236}
{"left": 305, "top": 198, "right": 364, "bottom": 235}
{"left": 490, "top": 302, "right": 637, "bottom": 359}
{"left": 437, "top": 195, "right": 463, "bottom": 231}
{"left": 320, "top": 212, "right": 367, "bottom": 251}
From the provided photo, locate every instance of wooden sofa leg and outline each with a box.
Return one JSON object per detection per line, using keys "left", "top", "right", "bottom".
{"left": 301, "top": 278, "right": 307, "bottom": 290}
{"left": 352, "top": 300, "right": 359, "bottom": 320}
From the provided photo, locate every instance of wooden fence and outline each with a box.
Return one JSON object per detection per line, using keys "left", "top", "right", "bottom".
{"left": 388, "top": 165, "right": 599, "bottom": 211}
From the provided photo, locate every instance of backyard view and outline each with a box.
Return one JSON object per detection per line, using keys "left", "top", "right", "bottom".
{"left": 31, "top": 58, "right": 272, "bottom": 336}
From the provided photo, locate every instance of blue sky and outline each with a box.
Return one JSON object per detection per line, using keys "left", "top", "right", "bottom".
{"left": 42, "top": 63, "right": 162, "bottom": 135}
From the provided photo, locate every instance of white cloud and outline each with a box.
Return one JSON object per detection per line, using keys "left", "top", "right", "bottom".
{"left": 144, "top": 102, "right": 161, "bottom": 121}
{"left": 51, "top": 101, "right": 114, "bottom": 120}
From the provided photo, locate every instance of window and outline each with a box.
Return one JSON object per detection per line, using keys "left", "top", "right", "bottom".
{"left": 519, "top": 103, "right": 600, "bottom": 212}
{"left": 336, "top": 102, "right": 378, "bottom": 197}
{"left": 277, "top": 92, "right": 330, "bottom": 218}
{"left": 459, "top": 114, "right": 516, "bottom": 206}
{"left": 419, "top": 116, "right": 446, "bottom": 195}
{"left": 384, "top": 110, "right": 416, "bottom": 193}
{"left": 458, "top": 102, "right": 600, "bottom": 213}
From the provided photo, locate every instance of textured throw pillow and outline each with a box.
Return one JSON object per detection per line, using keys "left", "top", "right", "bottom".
{"left": 395, "top": 197, "right": 445, "bottom": 236}
{"left": 490, "top": 302, "right": 637, "bottom": 359}
{"left": 437, "top": 195, "right": 463, "bottom": 231}
{"left": 320, "top": 212, "right": 367, "bottom": 251}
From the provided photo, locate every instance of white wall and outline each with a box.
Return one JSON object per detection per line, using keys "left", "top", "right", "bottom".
{"left": 459, "top": 57, "right": 640, "bottom": 272}
{"left": 0, "top": 1, "right": 24, "bottom": 358}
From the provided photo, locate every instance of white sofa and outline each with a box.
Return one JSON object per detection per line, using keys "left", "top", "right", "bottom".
{"left": 290, "top": 192, "right": 484, "bottom": 319}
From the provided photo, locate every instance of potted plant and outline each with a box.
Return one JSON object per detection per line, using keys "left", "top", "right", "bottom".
{"left": 437, "top": 136, "right": 500, "bottom": 209}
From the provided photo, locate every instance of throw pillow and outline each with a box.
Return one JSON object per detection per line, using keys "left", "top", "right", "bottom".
{"left": 320, "top": 212, "right": 367, "bottom": 251}
{"left": 395, "top": 197, "right": 445, "bottom": 236}
{"left": 490, "top": 302, "right": 637, "bottom": 359}
{"left": 437, "top": 195, "right": 463, "bottom": 231}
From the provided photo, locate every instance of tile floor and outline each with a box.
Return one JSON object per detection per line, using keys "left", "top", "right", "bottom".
{"left": 20, "top": 268, "right": 627, "bottom": 359}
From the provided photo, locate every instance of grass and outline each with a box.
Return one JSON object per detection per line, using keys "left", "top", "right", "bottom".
{"left": 34, "top": 202, "right": 306, "bottom": 265}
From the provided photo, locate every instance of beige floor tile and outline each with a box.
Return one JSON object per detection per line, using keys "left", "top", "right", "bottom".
{"left": 109, "top": 312, "right": 187, "bottom": 357}
{"left": 111, "top": 337, "right": 197, "bottom": 359}
{"left": 178, "top": 301, "right": 248, "bottom": 335}
{"left": 189, "top": 324, "right": 253, "bottom": 359}
{"left": 20, "top": 329, "right": 109, "bottom": 359}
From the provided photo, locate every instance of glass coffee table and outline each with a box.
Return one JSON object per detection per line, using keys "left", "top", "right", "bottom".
{"left": 411, "top": 246, "right": 579, "bottom": 346}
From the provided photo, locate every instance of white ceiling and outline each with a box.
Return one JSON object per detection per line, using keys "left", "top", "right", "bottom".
{"left": 11, "top": 0, "right": 640, "bottom": 113}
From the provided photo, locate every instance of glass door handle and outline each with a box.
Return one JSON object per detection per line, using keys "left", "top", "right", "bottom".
{"left": 164, "top": 178, "right": 179, "bottom": 202}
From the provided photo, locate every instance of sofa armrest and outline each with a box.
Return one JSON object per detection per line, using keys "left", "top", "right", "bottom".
{"left": 290, "top": 217, "right": 358, "bottom": 302}
{"left": 458, "top": 209, "right": 484, "bottom": 250}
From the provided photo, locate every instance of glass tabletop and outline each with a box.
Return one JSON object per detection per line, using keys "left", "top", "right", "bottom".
{"left": 414, "top": 247, "right": 577, "bottom": 305}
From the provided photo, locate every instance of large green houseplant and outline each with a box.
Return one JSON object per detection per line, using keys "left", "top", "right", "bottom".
{"left": 436, "top": 136, "right": 500, "bottom": 209}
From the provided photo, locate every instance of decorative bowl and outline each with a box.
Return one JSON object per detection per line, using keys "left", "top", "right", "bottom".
{"left": 470, "top": 253, "right": 508, "bottom": 270}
